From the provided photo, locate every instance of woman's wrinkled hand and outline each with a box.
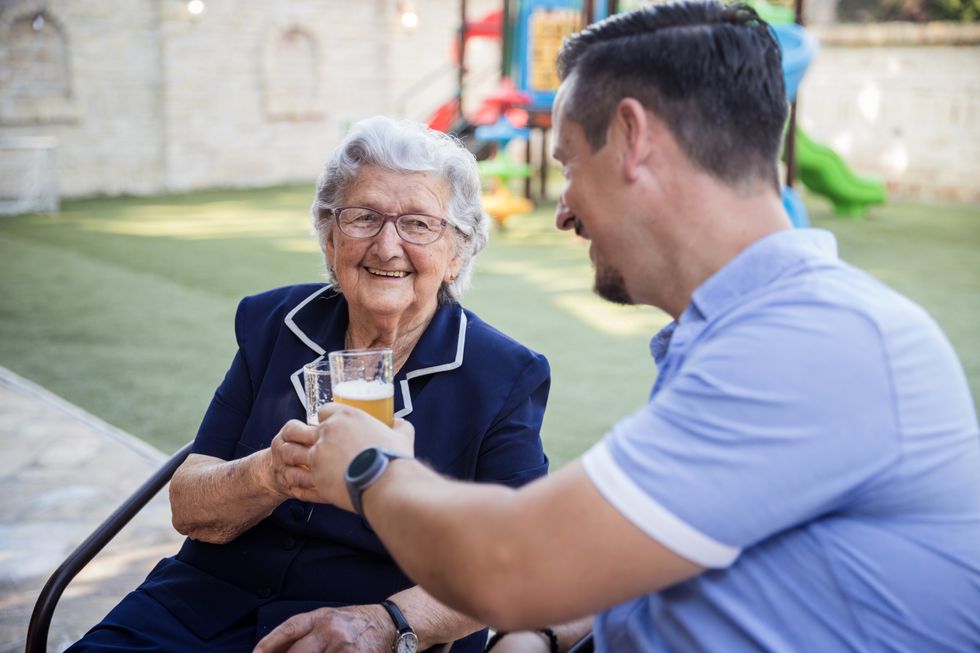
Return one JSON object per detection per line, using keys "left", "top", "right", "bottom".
{"left": 253, "top": 604, "right": 393, "bottom": 653}
{"left": 261, "top": 419, "right": 318, "bottom": 500}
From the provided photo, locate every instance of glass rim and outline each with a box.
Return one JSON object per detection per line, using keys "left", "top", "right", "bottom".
{"left": 303, "top": 359, "right": 331, "bottom": 373}
{"left": 328, "top": 348, "right": 393, "bottom": 359}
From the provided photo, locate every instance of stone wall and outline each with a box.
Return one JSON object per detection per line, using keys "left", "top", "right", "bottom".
{"left": 3, "top": 3, "right": 976, "bottom": 203}
{"left": 0, "top": 0, "right": 496, "bottom": 199}
{"left": 0, "top": 0, "right": 164, "bottom": 198}
{"left": 799, "top": 22, "right": 980, "bottom": 203}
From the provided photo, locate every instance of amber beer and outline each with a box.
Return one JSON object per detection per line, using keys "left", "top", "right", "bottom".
{"left": 332, "top": 379, "right": 394, "bottom": 427}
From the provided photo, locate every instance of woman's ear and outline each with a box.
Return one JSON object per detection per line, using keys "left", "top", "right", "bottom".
{"left": 324, "top": 226, "right": 336, "bottom": 259}
{"left": 445, "top": 253, "right": 463, "bottom": 284}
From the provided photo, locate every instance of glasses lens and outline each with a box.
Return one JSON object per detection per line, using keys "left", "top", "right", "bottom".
{"left": 396, "top": 215, "right": 444, "bottom": 244}
{"left": 337, "top": 208, "right": 383, "bottom": 237}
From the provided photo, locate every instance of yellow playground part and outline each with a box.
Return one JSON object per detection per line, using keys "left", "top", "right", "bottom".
{"left": 481, "top": 183, "right": 534, "bottom": 227}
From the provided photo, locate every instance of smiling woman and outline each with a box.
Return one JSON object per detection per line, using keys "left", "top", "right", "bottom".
{"left": 65, "top": 117, "right": 553, "bottom": 653}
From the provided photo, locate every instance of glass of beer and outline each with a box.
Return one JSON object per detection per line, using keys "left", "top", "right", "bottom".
{"left": 328, "top": 348, "right": 394, "bottom": 427}
{"left": 302, "top": 358, "right": 333, "bottom": 426}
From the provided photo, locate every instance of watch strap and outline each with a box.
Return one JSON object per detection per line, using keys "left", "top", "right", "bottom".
{"left": 345, "top": 447, "right": 412, "bottom": 516}
{"left": 381, "top": 599, "right": 413, "bottom": 634}
{"left": 381, "top": 599, "right": 417, "bottom": 651}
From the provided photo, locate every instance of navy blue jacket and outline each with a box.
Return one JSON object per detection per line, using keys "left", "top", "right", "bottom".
{"left": 140, "top": 284, "right": 550, "bottom": 649}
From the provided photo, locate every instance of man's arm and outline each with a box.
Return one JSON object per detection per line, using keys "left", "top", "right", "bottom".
{"left": 365, "top": 459, "right": 702, "bottom": 629}
{"left": 300, "top": 406, "right": 704, "bottom": 630}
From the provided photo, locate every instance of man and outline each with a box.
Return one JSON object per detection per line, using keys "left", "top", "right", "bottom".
{"left": 258, "top": 2, "right": 980, "bottom": 651}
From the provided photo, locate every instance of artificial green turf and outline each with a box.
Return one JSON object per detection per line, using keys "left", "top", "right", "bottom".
{"left": 1, "top": 186, "right": 977, "bottom": 465}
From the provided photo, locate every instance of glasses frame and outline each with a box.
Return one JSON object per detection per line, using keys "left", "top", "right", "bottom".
{"left": 331, "top": 206, "right": 451, "bottom": 246}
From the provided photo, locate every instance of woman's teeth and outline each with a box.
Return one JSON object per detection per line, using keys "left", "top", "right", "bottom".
{"left": 367, "top": 268, "right": 408, "bottom": 278}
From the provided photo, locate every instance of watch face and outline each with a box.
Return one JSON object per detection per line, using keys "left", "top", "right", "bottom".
{"left": 348, "top": 447, "right": 378, "bottom": 478}
{"left": 395, "top": 632, "right": 419, "bottom": 653}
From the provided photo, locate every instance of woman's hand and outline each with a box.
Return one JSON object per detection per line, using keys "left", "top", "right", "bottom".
{"left": 298, "top": 404, "right": 415, "bottom": 508}
{"left": 253, "top": 604, "right": 392, "bottom": 653}
{"left": 261, "top": 419, "right": 319, "bottom": 500}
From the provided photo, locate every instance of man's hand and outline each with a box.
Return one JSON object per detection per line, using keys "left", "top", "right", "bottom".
{"left": 260, "top": 419, "right": 318, "bottom": 500}
{"left": 299, "top": 403, "right": 415, "bottom": 508}
{"left": 253, "top": 604, "right": 393, "bottom": 653}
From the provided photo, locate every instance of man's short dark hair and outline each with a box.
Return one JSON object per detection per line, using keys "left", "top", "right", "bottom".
{"left": 557, "top": 1, "right": 787, "bottom": 191}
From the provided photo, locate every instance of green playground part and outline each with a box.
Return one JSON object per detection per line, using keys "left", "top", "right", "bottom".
{"left": 479, "top": 156, "right": 533, "bottom": 180}
{"left": 794, "top": 127, "right": 887, "bottom": 217}
{"left": 745, "top": 0, "right": 796, "bottom": 25}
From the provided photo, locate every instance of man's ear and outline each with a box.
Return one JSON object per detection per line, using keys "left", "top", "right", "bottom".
{"left": 615, "top": 98, "right": 652, "bottom": 183}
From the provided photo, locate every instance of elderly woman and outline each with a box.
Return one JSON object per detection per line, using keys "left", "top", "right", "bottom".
{"left": 66, "top": 117, "right": 550, "bottom": 653}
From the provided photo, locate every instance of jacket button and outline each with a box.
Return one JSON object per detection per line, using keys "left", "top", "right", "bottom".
{"left": 258, "top": 587, "right": 273, "bottom": 599}
{"left": 283, "top": 536, "right": 297, "bottom": 550}
{"left": 290, "top": 505, "right": 306, "bottom": 521}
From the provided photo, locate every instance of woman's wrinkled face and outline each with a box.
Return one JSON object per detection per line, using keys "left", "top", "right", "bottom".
{"left": 326, "top": 166, "right": 462, "bottom": 322}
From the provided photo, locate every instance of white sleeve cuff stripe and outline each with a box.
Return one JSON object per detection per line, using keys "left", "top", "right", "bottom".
{"left": 582, "top": 441, "right": 741, "bottom": 569}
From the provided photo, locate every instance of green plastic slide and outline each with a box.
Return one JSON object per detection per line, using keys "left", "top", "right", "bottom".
{"left": 746, "top": 0, "right": 796, "bottom": 25}
{"left": 794, "top": 127, "right": 886, "bottom": 217}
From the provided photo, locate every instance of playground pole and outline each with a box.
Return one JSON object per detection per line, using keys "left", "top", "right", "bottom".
{"left": 784, "top": 0, "right": 805, "bottom": 188}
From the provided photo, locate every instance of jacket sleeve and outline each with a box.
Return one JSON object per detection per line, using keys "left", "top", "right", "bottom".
{"left": 474, "top": 351, "right": 551, "bottom": 488}
{"left": 190, "top": 297, "right": 255, "bottom": 460}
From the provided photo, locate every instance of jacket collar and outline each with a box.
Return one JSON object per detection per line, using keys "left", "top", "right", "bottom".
{"left": 285, "top": 285, "right": 466, "bottom": 418}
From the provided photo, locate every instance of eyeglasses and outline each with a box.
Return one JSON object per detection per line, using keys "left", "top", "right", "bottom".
{"left": 331, "top": 206, "right": 451, "bottom": 245}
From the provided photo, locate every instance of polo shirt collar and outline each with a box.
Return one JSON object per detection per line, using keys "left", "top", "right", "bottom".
{"left": 649, "top": 229, "right": 838, "bottom": 365}
{"left": 690, "top": 228, "right": 838, "bottom": 321}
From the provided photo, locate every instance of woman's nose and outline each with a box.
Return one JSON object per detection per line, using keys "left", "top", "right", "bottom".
{"left": 371, "top": 220, "right": 403, "bottom": 256}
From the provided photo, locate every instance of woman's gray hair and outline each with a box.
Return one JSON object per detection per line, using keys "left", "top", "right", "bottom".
{"left": 311, "top": 116, "right": 489, "bottom": 304}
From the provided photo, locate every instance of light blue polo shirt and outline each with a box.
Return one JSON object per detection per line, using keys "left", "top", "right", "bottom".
{"left": 582, "top": 229, "right": 980, "bottom": 652}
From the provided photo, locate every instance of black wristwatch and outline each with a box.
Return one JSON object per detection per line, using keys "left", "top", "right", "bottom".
{"left": 344, "top": 446, "right": 413, "bottom": 517}
{"left": 381, "top": 599, "right": 419, "bottom": 653}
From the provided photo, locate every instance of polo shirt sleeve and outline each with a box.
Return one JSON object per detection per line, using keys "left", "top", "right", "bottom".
{"left": 582, "top": 305, "right": 900, "bottom": 568}
{"left": 475, "top": 351, "right": 551, "bottom": 488}
{"left": 191, "top": 297, "right": 255, "bottom": 460}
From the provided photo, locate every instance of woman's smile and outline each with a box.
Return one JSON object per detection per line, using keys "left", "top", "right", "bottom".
{"left": 365, "top": 267, "right": 410, "bottom": 278}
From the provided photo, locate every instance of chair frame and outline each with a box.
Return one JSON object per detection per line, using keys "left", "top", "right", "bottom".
{"left": 25, "top": 442, "right": 193, "bottom": 653}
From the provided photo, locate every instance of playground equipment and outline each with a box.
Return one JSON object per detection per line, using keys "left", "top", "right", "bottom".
{"left": 421, "top": 1, "right": 585, "bottom": 226}
{"left": 422, "top": 0, "right": 886, "bottom": 226}
{"left": 475, "top": 96, "right": 535, "bottom": 227}
{"left": 794, "top": 127, "right": 887, "bottom": 217}
{"left": 763, "top": 1, "right": 886, "bottom": 220}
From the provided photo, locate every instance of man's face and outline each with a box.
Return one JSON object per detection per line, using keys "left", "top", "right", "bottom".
{"left": 552, "top": 84, "right": 633, "bottom": 305}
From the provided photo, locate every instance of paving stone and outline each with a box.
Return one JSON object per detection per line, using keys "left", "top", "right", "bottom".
{"left": 0, "top": 367, "right": 183, "bottom": 653}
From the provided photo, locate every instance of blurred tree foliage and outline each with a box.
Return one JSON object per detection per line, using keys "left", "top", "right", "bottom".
{"left": 836, "top": 0, "right": 979, "bottom": 21}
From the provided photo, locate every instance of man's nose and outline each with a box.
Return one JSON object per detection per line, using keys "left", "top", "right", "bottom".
{"left": 555, "top": 194, "right": 576, "bottom": 231}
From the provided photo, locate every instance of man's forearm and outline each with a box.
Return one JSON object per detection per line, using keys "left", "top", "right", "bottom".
{"left": 361, "top": 460, "right": 527, "bottom": 626}
{"left": 170, "top": 452, "right": 285, "bottom": 543}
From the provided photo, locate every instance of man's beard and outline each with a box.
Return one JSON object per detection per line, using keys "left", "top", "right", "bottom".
{"left": 594, "top": 263, "right": 633, "bottom": 305}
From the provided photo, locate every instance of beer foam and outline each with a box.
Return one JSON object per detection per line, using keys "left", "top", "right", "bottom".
{"left": 333, "top": 379, "right": 394, "bottom": 400}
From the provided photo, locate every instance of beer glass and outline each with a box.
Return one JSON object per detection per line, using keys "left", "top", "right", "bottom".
{"left": 302, "top": 359, "right": 333, "bottom": 426}
{"left": 328, "top": 349, "right": 394, "bottom": 426}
